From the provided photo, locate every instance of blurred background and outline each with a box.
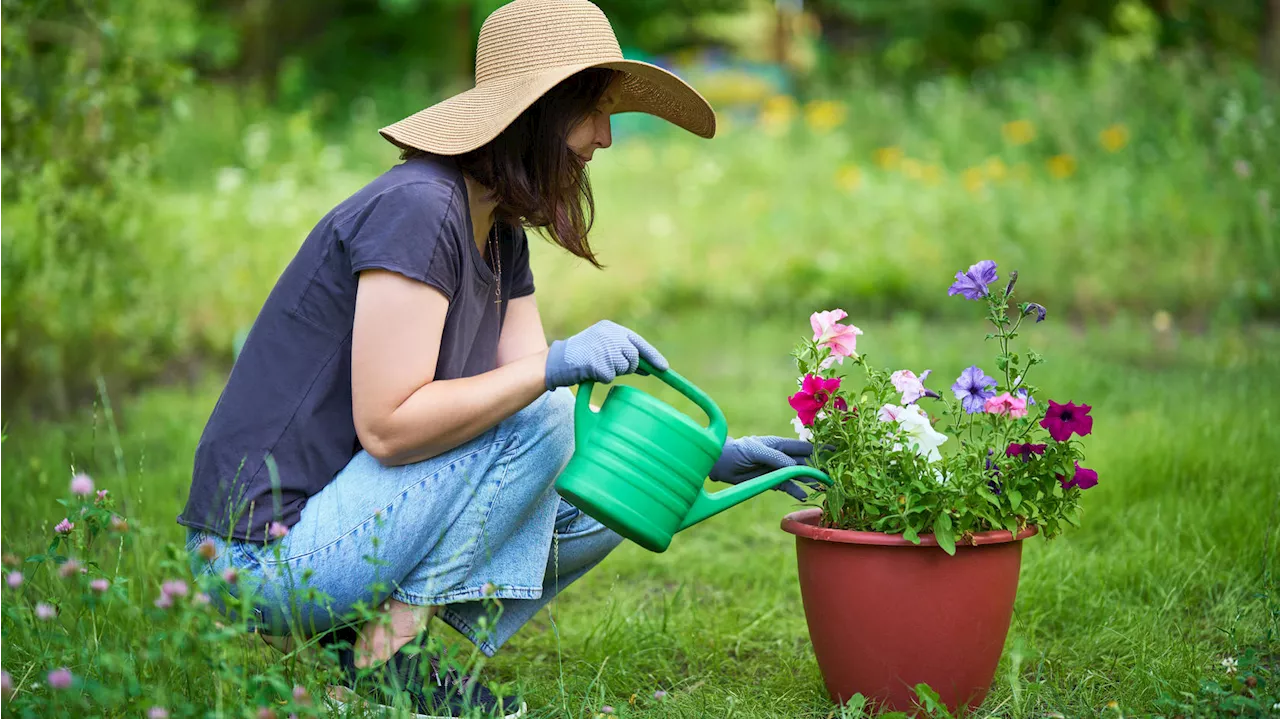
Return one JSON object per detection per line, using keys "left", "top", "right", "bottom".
{"left": 2, "top": 0, "right": 1277, "bottom": 416}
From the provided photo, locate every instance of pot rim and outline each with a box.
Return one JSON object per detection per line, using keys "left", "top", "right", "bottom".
{"left": 780, "top": 507, "right": 1038, "bottom": 547}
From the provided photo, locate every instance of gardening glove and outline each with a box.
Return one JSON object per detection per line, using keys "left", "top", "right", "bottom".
{"left": 545, "top": 320, "right": 669, "bottom": 391}
{"left": 709, "top": 436, "right": 820, "bottom": 501}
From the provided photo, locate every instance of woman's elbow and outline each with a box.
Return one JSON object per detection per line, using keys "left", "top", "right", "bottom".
{"left": 355, "top": 419, "right": 410, "bottom": 465}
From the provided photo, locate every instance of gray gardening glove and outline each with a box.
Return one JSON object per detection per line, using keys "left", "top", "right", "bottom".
{"left": 709, "top": 436, "right": 820, "bottom": 501}
{"left": 545, "top": 320, "right": 669, "bottom": 390}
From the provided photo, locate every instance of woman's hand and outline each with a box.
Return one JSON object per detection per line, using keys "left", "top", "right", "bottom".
{"left": 709, "top": 436, "right": 819, "bottom": 500}
{"left": 545, "top": 320, "right": 668, "bottom": 390}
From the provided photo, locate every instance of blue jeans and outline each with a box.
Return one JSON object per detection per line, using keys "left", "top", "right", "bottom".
{"left": 185, "top": 387, "right": 622, "bottom": 655}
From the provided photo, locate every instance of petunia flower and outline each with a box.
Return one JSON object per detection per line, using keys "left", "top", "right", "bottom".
{"left": 947, "top": 260, "right": 998, "bottom": 300}
{"left": 952, "top": 366, "right": 998, "bottom": 414}
{"left": 1023, "top": 303, "right": 1047, "bottom": 322}
{"left": 790, "top": 417, "right": 813, "bottom": 443}
{"left": 1057, "top": 462, "right": 1099, "bottom": 490}
{"left": 789, "top": 374, "right": 841, "bottom": 426}
{"left": 1006, "top": 442, "right": 1047, "bottom": 461}
{"left": 984, "top": 392, "right": 1028, "bottom": 418}
{"left": 1040, "top": 400, "right": 1093, "bottom": 441}
{"left": 893, "top": 405, "right": 948, "bottom": 463}
{"left": 877, "top": 403, "right": 905, "bottom": 422}
{"left": 891, "top": 369, "right": 933, "bottom": 405}
{"left": 810, "top": 309, "right": 862, "bottom": 365}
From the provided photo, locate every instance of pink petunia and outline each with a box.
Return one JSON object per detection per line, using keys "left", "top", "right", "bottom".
{"left": 877, "top": 404, "right": 905, "bottom": 422}
{"left": 47, "top": 668, "right": 73, "bottom": 690}
{"left": 788, "top": 374, "right": 842, "bottom": 426}
{"left": 984, "top": 392, "right": 1028, "bottom": 418}
{"left": 810, "top": 309, "right": 863, "bottom": 365}
{"left": 890, "top": 369, "right": 932, "bottom": 405}
{"left": 69, "top": 473, "right": 94, "bottom": 497}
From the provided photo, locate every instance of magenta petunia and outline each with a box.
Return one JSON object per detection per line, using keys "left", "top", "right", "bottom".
{"left": 788, "top": 374, "right": 842, "bottom": 426}
{"left": 1040, "top": 400, "right": 1093, "bottom": 442}
{"left": 1005, "top": 442, "right": 1047, "bottom": 461}
{"left": 1058, "top": 462, "right": 1099, "bottom": 490}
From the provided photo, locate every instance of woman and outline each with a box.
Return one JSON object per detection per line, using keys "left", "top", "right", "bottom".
{"left": 178, "top": 0, "right": 814, "bottom": 716}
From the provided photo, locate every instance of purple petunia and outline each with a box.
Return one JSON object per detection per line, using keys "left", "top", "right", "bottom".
{"left": 1058, "top": 462, "right": 1099, "bottom": 491}
{"left": 1041, "top": 400, "right": 1093, "bottom": 442}
{"left": 952, "top": 366, "right": 998, "bottom": 414}
{"left": 947, "top": 260, "right": 998, "bottom": 300}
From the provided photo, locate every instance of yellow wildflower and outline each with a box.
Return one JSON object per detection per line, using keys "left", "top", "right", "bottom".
{"left": 961, "top": 167, "right": 986, "bottom": 193}
{"left": 873, "top": 146, "right": 903, "bottom": 170}
{"left": 1099, "top": 123, "right": 1129, "bottom": 152}
{"left": 758, "top": 95, "right": 796, "bottom": 134}
{"left": 983, "top": 157, "right": 1007, "bottom": 181}
{"left": 835, "top": 164, "right": 863, "bottom": 191}
{"left": 1001, "top": 120, "right": 1036, "bottom": 145}
{"left": 1046, "top": 154, "right": 1077, "bottom": 179}
{"left": 804, "top": 100, "right": 846, "bottom": 133}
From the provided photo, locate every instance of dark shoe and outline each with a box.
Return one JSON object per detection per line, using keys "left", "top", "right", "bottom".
{"left": 323, "top": 627, "right": 525, "bottom": 718}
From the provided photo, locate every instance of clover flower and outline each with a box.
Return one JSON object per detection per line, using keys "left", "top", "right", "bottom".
{"left": 109, "top": 515, "right": 129, "bottom": 533}
{"left": 54, "top": 519, "right": 74, "bottom": 534}
{"left": 268, "top": 522, "right": 290, "bottom": 540}
{"left": 6, "top": 572, "right": 23, "bottom": 589}
{"left": 1, "top": 670, "right": 11, "bottom": 697}
{"left": 69, "top": 473, "right": 95, "bottom": 497}
{"left": 47, "top": 668, "right": 73, "bottom": 690}
{"left": 222, "top": 568, "right": 239, "bottom": 585}
{"left": 1221, "top": 656, "right": 1238, "bottom": 674}
{"left": 58, "top": 559, "right": 83, "bottom": 578}
{"left": 35, "top": 603, "right": 57, "bottom": 621}
{"left": 197, "top": 539, "right": 219, "bottom": 562}
{"left": 95, "top": 489, "right": 110, "bottom": 503}
{"left": 148, "top": 708, "right": 170, "bottom": 719}
{"left": 90, "top": 579, "right": 110, "bottom": 593}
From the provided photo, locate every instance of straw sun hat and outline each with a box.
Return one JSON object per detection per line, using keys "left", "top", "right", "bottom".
{"left": 379, "top": 0, "right": 717, "bottom": 156}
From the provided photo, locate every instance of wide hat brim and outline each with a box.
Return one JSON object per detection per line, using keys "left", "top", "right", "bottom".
{"left": 379, "top": 59, "right": 716, "bottom": 156}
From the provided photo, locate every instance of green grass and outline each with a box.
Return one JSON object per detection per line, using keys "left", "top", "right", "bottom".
{"left": 3, "top": 312, "right": 1277, "bottom": 717}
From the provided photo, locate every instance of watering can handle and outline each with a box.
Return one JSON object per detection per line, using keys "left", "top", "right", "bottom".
{"left": 574, "top": 358, "right": 730, "bottom": 449}
{"left": 679, "top": 466, "right": 833, "bottom": 531}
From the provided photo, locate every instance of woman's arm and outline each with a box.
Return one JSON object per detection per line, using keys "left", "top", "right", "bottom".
{"left": 351, "top": 270, "right": 548, "bottom": 466}
{"left": 496, "top": 294, "right": 550, "bottom": 366}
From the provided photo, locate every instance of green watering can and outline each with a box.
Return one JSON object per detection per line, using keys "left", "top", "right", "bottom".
{"left": 554, "top": 358, "right": 832, "bottom": 553}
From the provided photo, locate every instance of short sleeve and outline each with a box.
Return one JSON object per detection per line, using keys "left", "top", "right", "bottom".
{"left": 342, "top": 182, "right": 463, "bottom": 300}
{"left": 508, "top": 226, "right": 536, "bottom": 299}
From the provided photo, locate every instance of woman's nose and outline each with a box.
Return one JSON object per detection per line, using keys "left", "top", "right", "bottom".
{"left": 596, "top": 115, "right": 613, "bottom": 150}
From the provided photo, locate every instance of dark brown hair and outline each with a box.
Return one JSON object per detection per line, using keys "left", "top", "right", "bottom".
{"left": 402, "top": 68, "right": 617, "bottom": 267}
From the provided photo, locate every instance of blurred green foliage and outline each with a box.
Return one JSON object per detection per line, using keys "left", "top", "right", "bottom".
{"left": 1, "top": 0, "right": 1278, "bottom": 416}
{"left": 1, "top": 0, "right": 199, "bottom": 413}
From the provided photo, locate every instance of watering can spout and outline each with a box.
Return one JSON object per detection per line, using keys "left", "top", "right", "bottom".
{"left": 678, "top": 466, "right": 833, "bottom": 531}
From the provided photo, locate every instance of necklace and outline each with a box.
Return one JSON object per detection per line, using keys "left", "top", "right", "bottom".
{"left": 487, "top": 224, "right": 502, "bottom": 305}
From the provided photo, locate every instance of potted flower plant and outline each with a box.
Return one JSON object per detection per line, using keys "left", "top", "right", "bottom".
{"left": 780, "top": 260, "right": 1099, "bottom": 714}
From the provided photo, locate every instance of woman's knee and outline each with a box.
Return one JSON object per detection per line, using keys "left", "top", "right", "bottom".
{"left": 511, "top": 387, "right": 575, "bottom": 462}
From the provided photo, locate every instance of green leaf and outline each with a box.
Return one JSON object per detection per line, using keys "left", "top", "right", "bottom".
{"left": 1008, "top": 489, "right": 1022, "bottom": 510}
{"left": 903, "top": 525, "right": 920, "bottom": 544}
{"left": 933, "top": 514, "right": 956, "bottom": 556}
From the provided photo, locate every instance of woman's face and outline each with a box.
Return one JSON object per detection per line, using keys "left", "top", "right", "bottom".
{"left": 566, "top": 76, "right": 623, "bottom": 164}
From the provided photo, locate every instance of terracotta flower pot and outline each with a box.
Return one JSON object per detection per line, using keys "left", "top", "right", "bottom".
{"left": 780, "top": 508, "right": 1037, "bottom": 714}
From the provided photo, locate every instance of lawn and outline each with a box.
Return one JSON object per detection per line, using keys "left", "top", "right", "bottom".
{"left": 3, "top": 309, "right": 1276, "bottom": 717}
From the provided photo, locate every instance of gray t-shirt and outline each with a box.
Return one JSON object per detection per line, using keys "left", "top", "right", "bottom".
{"left": 179, "top": 154, "right": 536, "bottom": 541}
